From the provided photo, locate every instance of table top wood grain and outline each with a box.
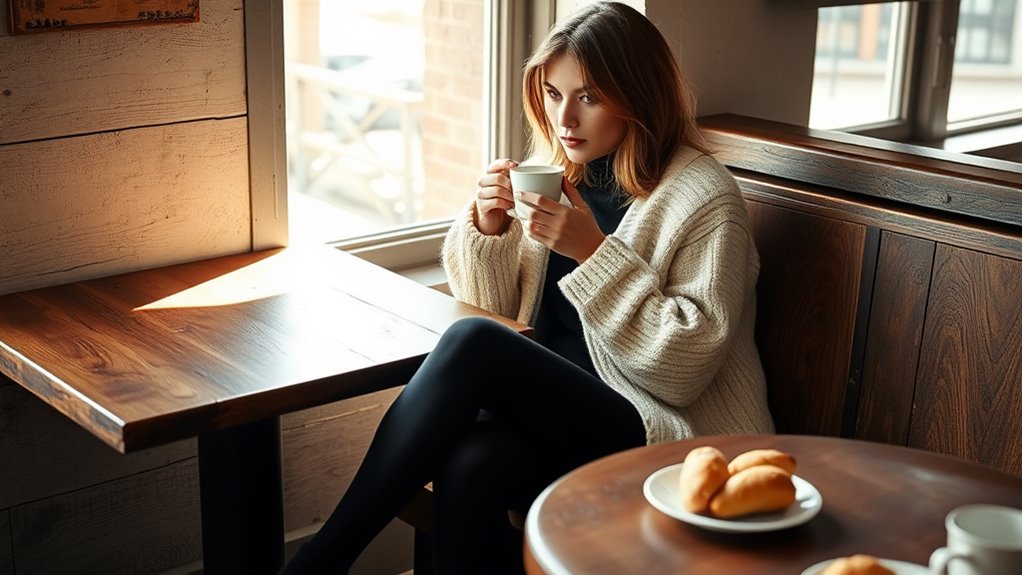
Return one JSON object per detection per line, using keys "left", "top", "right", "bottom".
{"left": 525, "top": 434, "right": 1022, "bottom": 575}
{"left": 0, "top": 247, "right": 527, "bottom": 453}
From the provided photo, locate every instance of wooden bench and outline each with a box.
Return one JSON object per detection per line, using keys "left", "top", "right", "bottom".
{"left": 399, "top": 114, "right": 1022, "bottom": 573}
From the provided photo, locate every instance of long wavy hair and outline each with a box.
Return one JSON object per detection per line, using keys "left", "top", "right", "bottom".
{"left": 522, "top": 2, "right": 710, "bottom": 199}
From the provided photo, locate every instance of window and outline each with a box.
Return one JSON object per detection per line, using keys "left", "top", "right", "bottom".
{"left": 810, "top": 2, "right": 913, "bottom": 130}
{"left": 238, "top": 1, "right": 544, "bottom": 270}
{"left": 810, "top": 0, "right": 1022, "bottom": 144}
{"left": 284, "top": 0, "right": 490, "bottom": 247}
{"left": 947, "top": 0, "right": 1022, "bottom": 129}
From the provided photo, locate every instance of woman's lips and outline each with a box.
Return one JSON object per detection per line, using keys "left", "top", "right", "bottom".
{"left": 560, "top": 136, "right": 585, "bottom": 149}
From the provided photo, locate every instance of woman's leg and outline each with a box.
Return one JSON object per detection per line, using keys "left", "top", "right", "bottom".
{"left": 279, "top": 317, "right": 645, "bottom": 574}
{"left": 429, "top": 325, "right": 648, "bottom": 574}
{"left": 431, "top": 416, "right": 531, "bottom": 575}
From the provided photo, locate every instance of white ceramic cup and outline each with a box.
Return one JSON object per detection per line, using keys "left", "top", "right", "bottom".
{"left": 509, "top": 165, "right": 564, "bottom": 218}
{"left": 929, "top": 504, "right": 1022, "bottom": 575}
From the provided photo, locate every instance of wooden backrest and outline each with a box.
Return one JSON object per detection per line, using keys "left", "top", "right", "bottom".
{"left": 745, "top": 200, "right": 867, "bottom": 437}
{"left": 701, "top": 115, "right": 1022, "bottom": 477}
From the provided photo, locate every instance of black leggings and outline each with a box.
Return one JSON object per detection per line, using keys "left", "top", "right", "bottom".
{"left": 279, "top": 317, "right": 646, "bottom": 574}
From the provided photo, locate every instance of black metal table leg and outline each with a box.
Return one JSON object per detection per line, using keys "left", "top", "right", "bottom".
{"left": 198, "top": 417, "right": 284, "bottom": 575}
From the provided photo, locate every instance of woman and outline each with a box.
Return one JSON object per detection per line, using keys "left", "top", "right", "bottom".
{"left": 280, "top": 3, "right": 773, "bottom": 574}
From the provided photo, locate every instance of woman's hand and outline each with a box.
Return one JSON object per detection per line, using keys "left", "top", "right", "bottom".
{"left": 474, "top": 159, "right": 518, "bottom": 236}
{"left": 515, "top": 178, "right": 605, "bottom": 264}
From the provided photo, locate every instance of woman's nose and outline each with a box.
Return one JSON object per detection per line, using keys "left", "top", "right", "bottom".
{"left": 557, "top": 102, "right": 578, "bottom": 128}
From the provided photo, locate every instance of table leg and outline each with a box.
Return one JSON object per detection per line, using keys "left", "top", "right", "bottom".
{"left": 198, "top": 417, "right": 285, "bottom": 575}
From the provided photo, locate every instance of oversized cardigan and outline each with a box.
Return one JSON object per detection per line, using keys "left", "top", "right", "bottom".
{"left": 441, "top": 146, "right": 775, "bottom": 444}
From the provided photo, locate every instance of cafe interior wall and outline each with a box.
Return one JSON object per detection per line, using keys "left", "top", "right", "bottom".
{"left": 0, "top": 0, "right": 817, "bottom": 573}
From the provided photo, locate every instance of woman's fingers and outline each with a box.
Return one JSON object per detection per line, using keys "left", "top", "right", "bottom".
{"left": 474, "top": 159, "right": 519, "bottom": 235}
{"left": 486, "top": 158, "right": 518, "bottom": 174}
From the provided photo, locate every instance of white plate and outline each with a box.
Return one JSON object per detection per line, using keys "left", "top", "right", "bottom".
{"left": 642, "top": 462, "right": 823, "bottom": 533}
{"left": 802, "top": 557, "right": 929, "bottom": 575}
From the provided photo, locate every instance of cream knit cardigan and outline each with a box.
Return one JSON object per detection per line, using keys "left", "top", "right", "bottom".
{"left": 442, "top": 147, "right": 774, "bottom": 444}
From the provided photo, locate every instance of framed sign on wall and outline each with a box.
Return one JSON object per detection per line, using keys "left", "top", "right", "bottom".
{"left": 8, "top": 0, "right": 199, "bottom": 35}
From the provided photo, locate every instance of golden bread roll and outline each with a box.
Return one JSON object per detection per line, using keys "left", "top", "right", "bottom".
{"left": 819, "top": 554, "right": 895, "bottom": 575}
{"left": 678, "top": 446, "right": 730, "bottom": 513}
{"left": 728, "top": 448, "right": 797, "bottom": 475}
{"left": 707, "top": 464, "right": 796, "bottom": 519}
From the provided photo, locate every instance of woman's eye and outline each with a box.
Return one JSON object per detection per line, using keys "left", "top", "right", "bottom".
{"left": 580, "top": 94, "right": 594, "bottom": 104}
{"left": 546, "top": 89, "right": 561, "bottom": 100}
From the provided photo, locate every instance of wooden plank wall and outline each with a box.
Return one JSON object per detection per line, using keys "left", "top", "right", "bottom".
{"left": 0, "top": 0, "right": 251, "bottom": 294}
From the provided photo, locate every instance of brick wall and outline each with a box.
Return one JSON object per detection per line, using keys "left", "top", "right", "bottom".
{"left": 421, "top": 0, "right": 486, "bottom": 220}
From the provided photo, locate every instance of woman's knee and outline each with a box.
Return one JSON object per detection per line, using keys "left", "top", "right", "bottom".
{"left": 436, "top": 317, "right": 513, "bottom": 356}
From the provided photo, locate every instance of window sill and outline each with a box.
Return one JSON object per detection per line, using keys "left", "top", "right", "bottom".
{"left": 938, "top": 123, "right": 1022, "bottom": 163}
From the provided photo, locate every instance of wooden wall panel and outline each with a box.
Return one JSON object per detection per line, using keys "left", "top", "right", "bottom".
{"left": 0, "top": 0, "right": 246, "bottom": 144}
{"left": 281, "top": 387, "right": 402, "bottom": 532}
{"left": 910, "top": 245, "right": 1022, "bottom": 476}
{"left": 856, "top": 232, "right": 935, "bottom": 445}
{"left": 746, "top": 200, "right": 866, "bottom": 436}
{"left": 9, "top": 459, "right": 202, "bottom": 575}
{"left": 0, "top": 376, "right": 403, "bottom": 573}
{"left": 0, "top": 118, "right": 251, "bottom": 294}
{"left": 0, "top": 510, "right": 11, "bottom": 575}
{"left": 0, "top": 382, "right": 196, "bottom": 510}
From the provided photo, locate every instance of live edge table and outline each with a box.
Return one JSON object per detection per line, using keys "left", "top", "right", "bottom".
{"left": 0, "top": 246, "right": 528, "bottom": 575}
{"left": 524, "top": 434, "right": 1022, "bottom": 575}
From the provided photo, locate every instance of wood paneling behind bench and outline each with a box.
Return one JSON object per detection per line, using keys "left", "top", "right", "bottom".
{"left": 857, "top": 232, "right": 935, "bottom": 446}
{"left": 911, "top": 246, "right": 1022, "bottom": 476}
{"left": 0, "top": 372, "right": 402, "bottom": 574}
{"left": 9, "top": 459, "right": 202, "bottom": 575}
{"left": 746, "top": 201, "right": 866, "bottom": 436}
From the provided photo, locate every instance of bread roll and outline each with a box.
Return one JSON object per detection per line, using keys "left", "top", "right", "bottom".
{"left": 819, "top": 554, "right": 895, "bottom": 575}
{"left": 707, "top": 464, "right": 795, "bottom": 518}
{"left": 728, "top": 448, "right": 797, "bottom": 475}
{"left": 678, "top": 446, "right": 730, "bottom": 513}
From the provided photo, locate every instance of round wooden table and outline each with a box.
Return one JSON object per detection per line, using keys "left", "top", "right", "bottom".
{"left": 524, "top": 435, "right": 1022, "bottom": 575}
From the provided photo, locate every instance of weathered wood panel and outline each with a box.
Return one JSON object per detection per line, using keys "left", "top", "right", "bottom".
{"left": 0, "top": 0, "right": 246, "bottom": 144}
{"left": 0, "top": 382, "right": 402, "bottom": 574}
{"left": 0, "top": 510, "right": 11, "bottom": 575}
{"left": 746, "top": 200, "right": 866, "bottom": 436}
{"left": 281, "top": 387, "right": 402, "bottom": 532}
{"left": 910, "top": 245, "right": 1022, "bottom": 476}
{"left": 9, "top": 458, "right": 202, "bottom": 575}
{"left": 0, "top": 380, "right": 195, "bottom": 510}
{"left": 0, "top": 117, "right": 251, "bottom": 295}
{"left": 856, "top": 232, "right": 935, "bottom": 445}
{"left": 703, "top": 114, "right": 1022, "bottom": 228}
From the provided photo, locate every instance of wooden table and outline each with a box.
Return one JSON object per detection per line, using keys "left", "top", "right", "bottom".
{"left": 0, "top": 246, "right": 528, "bottom": 575}
{"left": 524, "top": 434, "right": 1022, "bottom": 575}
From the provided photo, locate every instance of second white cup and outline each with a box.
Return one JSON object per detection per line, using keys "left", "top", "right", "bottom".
{"left": 509, "top": 164, "right": 564, "bottom": 218}
{"left": 929, "top": 504, "right": 1022, "bottom": 575}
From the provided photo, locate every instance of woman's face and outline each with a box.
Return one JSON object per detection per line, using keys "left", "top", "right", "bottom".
{"left": 542, "top": 55, "right": 627, "bottom": 164}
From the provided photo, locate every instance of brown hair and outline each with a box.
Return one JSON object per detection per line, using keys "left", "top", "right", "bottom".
{"left": 522, "top": 2, "right": 710, "bottom": 198}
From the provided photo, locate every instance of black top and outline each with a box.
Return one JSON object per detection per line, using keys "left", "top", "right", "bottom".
{"left": 534, "top": 156, "right": 630, "bottom": 376}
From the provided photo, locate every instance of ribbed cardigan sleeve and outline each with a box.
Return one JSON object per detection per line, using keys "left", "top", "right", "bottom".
{"left": 440, "top": 201, "right": 528, "bottom": 321}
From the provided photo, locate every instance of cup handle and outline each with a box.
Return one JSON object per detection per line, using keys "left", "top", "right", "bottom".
{"left": 929, "top": 547, "right": 964, "bottom": 575}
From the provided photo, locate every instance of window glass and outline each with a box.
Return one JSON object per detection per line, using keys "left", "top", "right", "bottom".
{"left": 810, "top": 3, "right": 911, "bottom": 130}
{"left": 283, "top": 0, "right": 488, "bottom": 244}
{"left": 947, "top": 0, "right": 1022, "bottom": 126}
